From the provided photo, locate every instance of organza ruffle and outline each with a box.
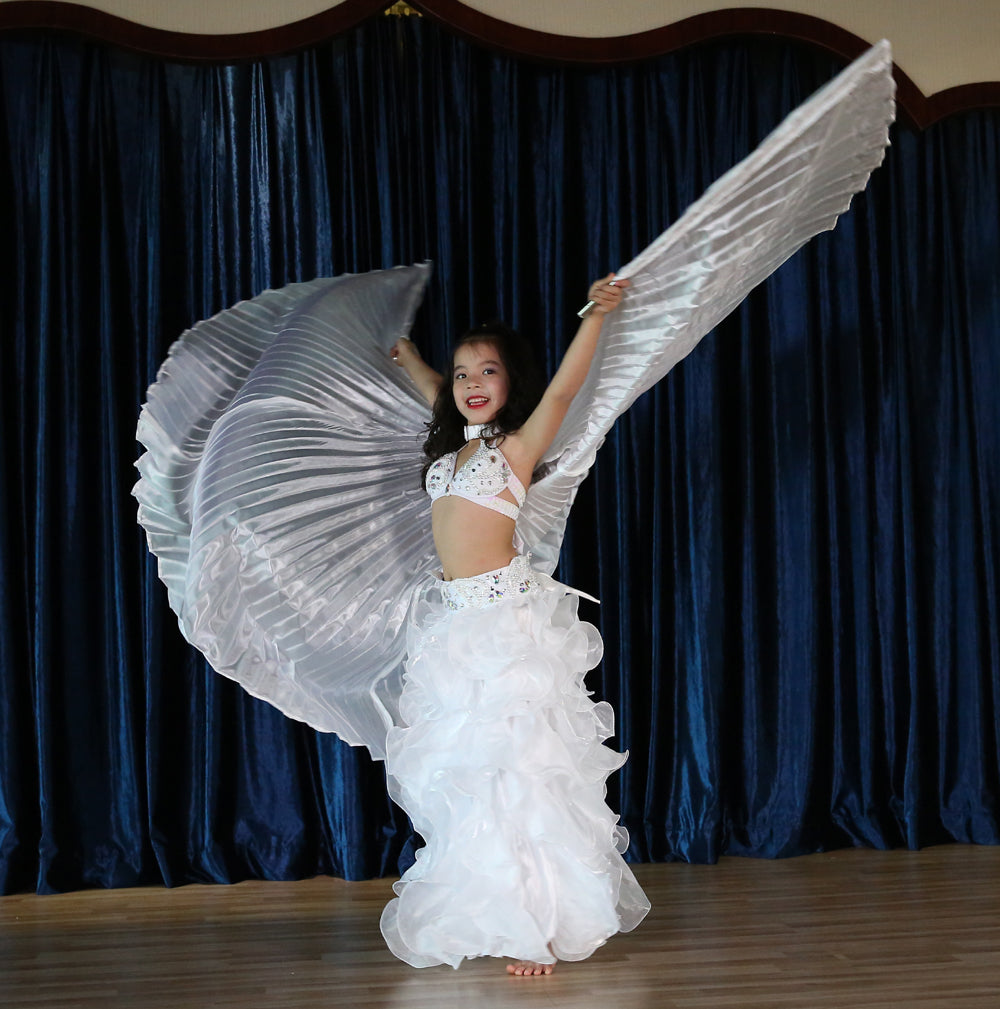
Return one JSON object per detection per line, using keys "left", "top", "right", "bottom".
{"left": 380, "top": 576, "right": 650, "bottom": 968}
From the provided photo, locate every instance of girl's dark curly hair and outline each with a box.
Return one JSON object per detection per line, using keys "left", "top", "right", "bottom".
{"left": 421, "top": 321, "right": 544, "bottom": 481}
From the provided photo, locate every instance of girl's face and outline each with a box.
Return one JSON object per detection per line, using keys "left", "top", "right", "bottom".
{"left": 452, "top": 341, "right": 510, "bottom": 425}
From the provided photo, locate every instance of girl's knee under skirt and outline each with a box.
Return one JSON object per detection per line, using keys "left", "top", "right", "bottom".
{"left": 380, "top": 555, "right": 650, "bottom": 969}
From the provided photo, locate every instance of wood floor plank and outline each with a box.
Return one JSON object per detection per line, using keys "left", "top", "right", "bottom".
{"left": 2, "top": 845, "right": 998, "bottom": 1008}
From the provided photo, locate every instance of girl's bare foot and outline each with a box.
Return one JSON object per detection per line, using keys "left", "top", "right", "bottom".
{"left": 506, "top": 960, "right": 554, "bottom": 976}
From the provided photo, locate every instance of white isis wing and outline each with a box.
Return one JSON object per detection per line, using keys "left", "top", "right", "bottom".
{"left": 135, "top": 265, "right": 436, "bottom": 759}
{"left": 518, "top": 41, "right": 896, "bottom": 574}
{"left": 135, "top": 44, "right": 894, "bottom": 759}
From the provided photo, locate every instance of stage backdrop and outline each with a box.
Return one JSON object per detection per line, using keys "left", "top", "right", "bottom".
{"left": 1, "top": 14, "right": 998, "bottom": 894}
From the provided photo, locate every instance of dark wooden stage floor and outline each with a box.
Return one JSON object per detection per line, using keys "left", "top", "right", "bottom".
{"left": 3, "top": 845, "right": 998, "bottom": 1008}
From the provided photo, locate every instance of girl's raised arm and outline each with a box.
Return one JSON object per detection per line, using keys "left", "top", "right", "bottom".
{"left": 512, "top": 274, "right": 628, "bottom": 467}
{"left": 390, "top": 337, "right": 443, "bottom": 406}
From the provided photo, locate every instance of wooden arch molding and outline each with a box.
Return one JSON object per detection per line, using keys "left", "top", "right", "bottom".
{"left": 2, "top": 0, "right": 998, "bottom": 128}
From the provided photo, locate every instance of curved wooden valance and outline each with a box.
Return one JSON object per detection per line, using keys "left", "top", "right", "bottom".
{"left": 1, "top": 0, "right": 998, "bottom": 128}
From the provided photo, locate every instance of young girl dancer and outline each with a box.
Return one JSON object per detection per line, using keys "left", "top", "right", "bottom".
{"left": 381, "top": 275, "right": 650, "bottom": 974}
{"left": 135, "top": 40, "right": 892, "bottom": 983}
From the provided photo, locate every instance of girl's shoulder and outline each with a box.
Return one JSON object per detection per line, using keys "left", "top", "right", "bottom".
{"left": 487, "top": 429, "right": 535, "bottom": 476}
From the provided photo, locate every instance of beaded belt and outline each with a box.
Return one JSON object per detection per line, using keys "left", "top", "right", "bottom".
{"left": 439, "top": 554, "right": 598, "bottom": 611}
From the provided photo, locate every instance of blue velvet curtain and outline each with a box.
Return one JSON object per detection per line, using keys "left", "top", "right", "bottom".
{"left": 1, "top": 17, "right": 998, "bottom": 895}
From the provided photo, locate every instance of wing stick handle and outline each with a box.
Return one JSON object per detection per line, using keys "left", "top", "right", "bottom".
{"left": 577, "top": 277, "right": 624, "bottom": 318}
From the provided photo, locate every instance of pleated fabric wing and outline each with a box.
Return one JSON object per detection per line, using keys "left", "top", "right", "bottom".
{"left": 135, "top": 266, "right": 437, "bottom": 758}
{"left": 136, "top": 43, "right": 894, "bottom": 760}
{"left": 518, "top": 41, "right": 896, "bottom": 574}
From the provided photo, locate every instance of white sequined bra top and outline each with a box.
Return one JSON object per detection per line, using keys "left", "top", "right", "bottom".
{"left": 425, "top": 439, "right": 526, "bottom": 521}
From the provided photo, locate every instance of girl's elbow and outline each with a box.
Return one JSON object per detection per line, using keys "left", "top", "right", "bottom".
{"left": 549, "top": 384, "right": 582, "bottom": 407}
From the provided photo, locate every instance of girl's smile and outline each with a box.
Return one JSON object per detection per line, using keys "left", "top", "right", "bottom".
{"left": 452, "top": 342, "right": 509, "bottom": 425}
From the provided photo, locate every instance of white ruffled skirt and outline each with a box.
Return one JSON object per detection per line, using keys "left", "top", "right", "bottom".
{"left": 380, "top": 556, "right": 650, "bottom": 968}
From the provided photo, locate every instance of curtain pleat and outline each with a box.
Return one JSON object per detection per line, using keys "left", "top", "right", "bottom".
{"left": 1, "top": 19, "right": 998, "bottom": 894}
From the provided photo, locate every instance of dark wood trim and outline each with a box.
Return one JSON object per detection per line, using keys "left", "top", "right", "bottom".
{"left": 1, "top": 1, "right": 998, "bottom": 126}
{"left": 0, "top": 0, "right": 388, "bottom": 61}
{"left": 420, "top": 2, "right": 869, "bottom": 65}
{"left": 925, "top": 82, "right": 1000, "bottom": 124}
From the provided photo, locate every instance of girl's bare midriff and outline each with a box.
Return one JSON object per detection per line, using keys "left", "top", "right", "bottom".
{"left": 431, "top": 497, "right": 520, "bottom": 580}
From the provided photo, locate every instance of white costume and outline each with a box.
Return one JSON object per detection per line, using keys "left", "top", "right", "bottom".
{"left": 382, "top": 551, "right": 650, "bottom": 967}
{"left": 380, "top": 442, "right": 649, "bottom": 967}
{"left": 134, "top": 44, "right": 894, "bottom": 967}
